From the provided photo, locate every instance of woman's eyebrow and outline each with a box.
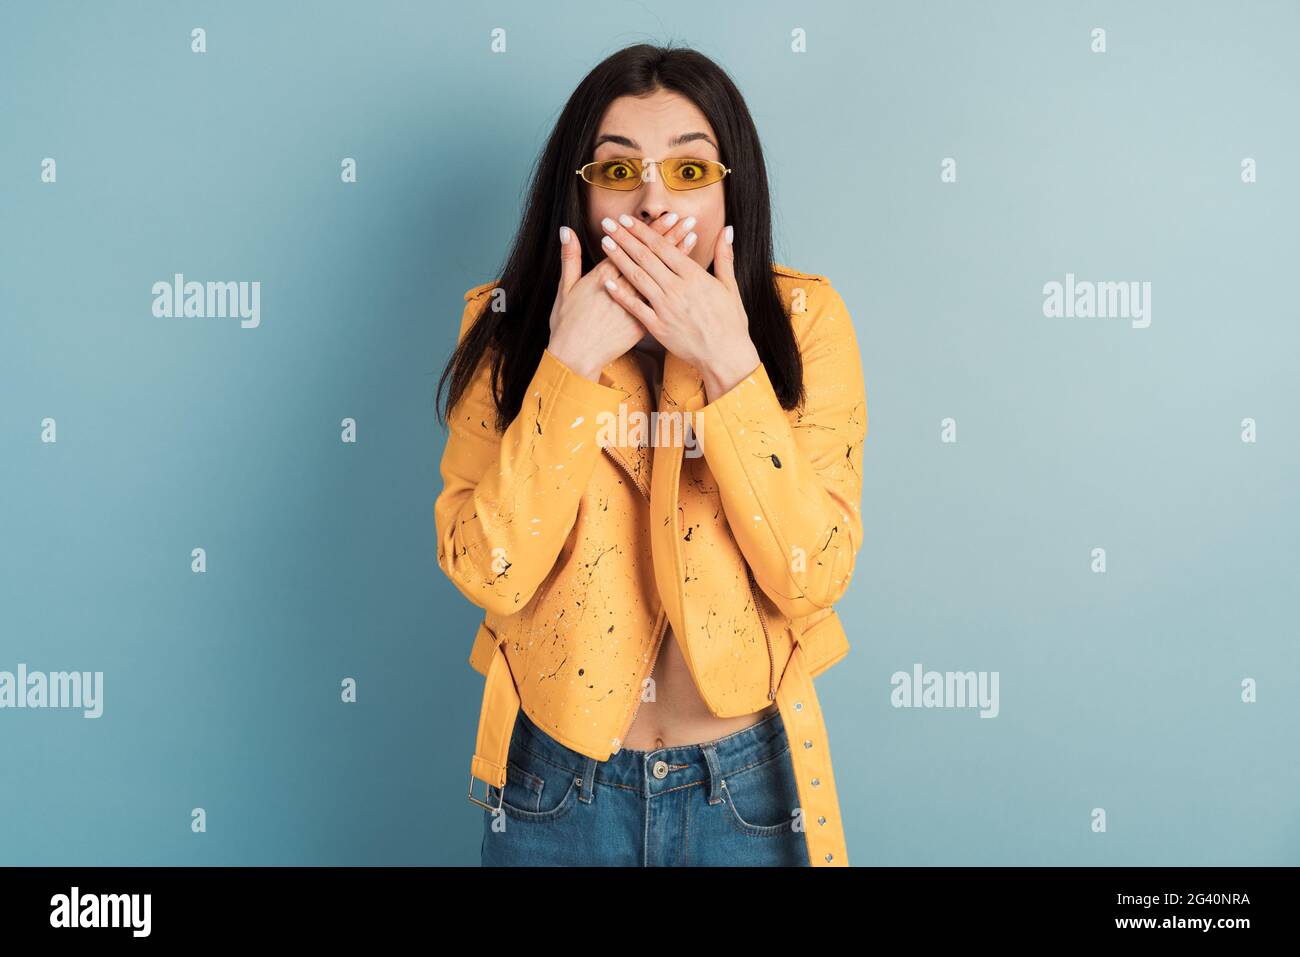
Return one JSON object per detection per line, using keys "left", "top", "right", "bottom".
{"left": 593, "top": 131, "right": 718, "bottom": 151}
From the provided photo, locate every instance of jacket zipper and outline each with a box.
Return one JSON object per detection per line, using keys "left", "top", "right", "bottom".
{"left": 602, "top": 445, "right": 668, "bottom": 752}
{"left": 615, "top": 609, "right": 670, "bottom": 752}
{"left": 602, "top": 444, "right": 649, "bottom": 501}
{"left": 747, "top": 568, "right": 777, "bottom": 702}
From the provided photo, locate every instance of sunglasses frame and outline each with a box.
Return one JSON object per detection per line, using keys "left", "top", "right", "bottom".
{"left": 575, "top": 156, "right": 732, "bottom": 192}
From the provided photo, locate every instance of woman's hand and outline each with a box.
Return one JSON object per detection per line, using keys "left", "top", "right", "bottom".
{"left": 596, "top": 215, "right": 761, "bottom": 402}
{"left": 547, "top": 212, "right": 695, "bottom": 382}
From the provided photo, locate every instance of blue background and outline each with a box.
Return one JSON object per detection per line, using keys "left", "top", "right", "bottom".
{"left": 2, "top": 0, "right": 1297, "bottom": 865}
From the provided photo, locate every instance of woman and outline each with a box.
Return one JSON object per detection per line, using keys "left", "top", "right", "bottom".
{"left": 435, "top": 43, "right": 867, "bottom": 867}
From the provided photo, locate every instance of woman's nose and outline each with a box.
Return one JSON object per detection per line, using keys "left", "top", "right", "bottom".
{"left": 636, "top": 167, "right": 673, "bottom": 222}
{"left": 637, "top": 187, "right": 676, "bottom": 223}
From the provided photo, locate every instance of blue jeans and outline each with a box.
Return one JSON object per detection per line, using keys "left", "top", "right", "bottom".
{"left": 480, "top": 707, "right": 809, "bottom": 866}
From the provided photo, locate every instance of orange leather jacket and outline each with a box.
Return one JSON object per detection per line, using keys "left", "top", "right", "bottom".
{"left": 436, "top": 263, "right": 867, "bottom": 866}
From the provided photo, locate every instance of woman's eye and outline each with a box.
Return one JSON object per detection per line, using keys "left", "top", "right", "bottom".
{"left": 604, "top": 162, "right": 634, "bottom": 180}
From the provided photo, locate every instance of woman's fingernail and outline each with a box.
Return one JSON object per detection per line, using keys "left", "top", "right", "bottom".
{"left": 559, "top": 225, "right": 572, "bottom": 244}
{"left": 662, "top": 212, "right": 679, "bottom": 227}
{"left": 602, "top": 235, "right": 616, "bottom": 251}
{"left": 618, "top": 213, "right": 635, "bottom": 227}
{"left": 681, "top": 215, "right": 696, "bottom": 231}
{"left": 601, "top": 216, "right": 618, "bottom": 233}
{"left": 724, "top": 224, "right": 733, "bottom": 245}
{"left": 604, "top": 279, "right": 617, "bottom": 291}
{"left": 684, "top": 231, "right": 697, "bottom": 249}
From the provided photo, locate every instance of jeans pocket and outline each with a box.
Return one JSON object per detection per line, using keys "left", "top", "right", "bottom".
{"left": 486, "top": 742, "right": 580, "bottom": 824}
{"left": 719, "top": 748, "right": 801, "bottom": 838}
{"left": 490, "top": 763, "right": 545, "bottom": 814}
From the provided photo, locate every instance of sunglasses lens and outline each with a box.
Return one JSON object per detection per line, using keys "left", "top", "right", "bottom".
{"left": 585, "top": 159, "right": 642, "bottom": 190}
{"left": 663, "top": 158, "right": 725, "bottom": 190}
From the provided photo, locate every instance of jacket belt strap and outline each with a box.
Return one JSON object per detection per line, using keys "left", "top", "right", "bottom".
{"left": 775, "top": 643, "right": 850, "bottom": 867}
{"left": 467, "top": 643, "right": 520, "bottom": 811}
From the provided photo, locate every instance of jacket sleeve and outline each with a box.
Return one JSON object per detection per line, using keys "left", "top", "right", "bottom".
{"left": 435, "top": 291, "right": 628, "bottom": 616}
{"left": 695, "top": 280, "right": 867, "bottom": 619}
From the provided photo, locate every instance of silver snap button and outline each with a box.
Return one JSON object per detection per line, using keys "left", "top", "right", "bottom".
{"left": 652, "top": 760, "right": 669, "bottom": 779}
{"left": 825, "top": 852, "right": 834, "bottom": 863}
{"left": 817, "top": 815, "right": 827, "bottom": 826}
{"left": 811, "top": 778, "right": 821, "bottom": 787}
{"left": 794, "top": 701, "right": 803, "bottom": 711}
{"left": 803, "top": 739, "right": 813, "bottom": 749}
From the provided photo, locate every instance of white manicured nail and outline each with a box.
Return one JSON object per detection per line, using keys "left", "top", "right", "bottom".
{"left": 618, "top": 213, "right": 635, "bottom": 227}
{"left": 601, "top": 217, "right": 618, "bottom": 232}
{"left": 684, "top": 231, "right": 697, "bottom": 248}
{"left": 559, "top": 225, "right": 572, "bottom": 244}
{"left": 681, "top": 215, "right": 696, "bottom": 231}
{"left": 602, "top": 235, "right": 616, "bottom": 251}
{"left": 662, "top": 212, "right": 679, "bottom": 226}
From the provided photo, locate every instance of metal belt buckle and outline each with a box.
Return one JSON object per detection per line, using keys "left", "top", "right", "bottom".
{"left": 468, "top": 770, "right": 505, "bottom": 813}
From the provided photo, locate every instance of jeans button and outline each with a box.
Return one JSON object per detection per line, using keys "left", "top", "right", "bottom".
{"left": 651, "top": 760, "right": 669, "bottom": 779}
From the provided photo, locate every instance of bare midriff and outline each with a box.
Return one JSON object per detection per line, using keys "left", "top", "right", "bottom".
{"left": 623, "top": 624, "right": 779, "bottom": 749}
{"left": 621, "top": 337, "right": 779, "bottom": 750}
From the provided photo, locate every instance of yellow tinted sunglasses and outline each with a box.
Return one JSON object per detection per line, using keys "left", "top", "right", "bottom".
{"left": 576, "top": 157, "right": 731, "bottom": 191}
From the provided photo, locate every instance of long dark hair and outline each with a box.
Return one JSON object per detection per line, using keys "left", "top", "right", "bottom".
{"left": 436, "top": 42, "right": 803, "bottom": 431}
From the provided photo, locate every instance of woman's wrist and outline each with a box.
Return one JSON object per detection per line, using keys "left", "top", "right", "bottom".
{"left": 546, "top": 338, "right": 601, "bottom": 382}
{"left": 700, "top": 339, "right": 762, "bottom": 403}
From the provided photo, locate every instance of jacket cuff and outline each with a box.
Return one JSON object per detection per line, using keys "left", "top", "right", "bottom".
{"left": 696, "top": 358, "right": 780, "bottom": 456}
{"left": 536, "top": 347, "right": 627, "bottom": 413}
